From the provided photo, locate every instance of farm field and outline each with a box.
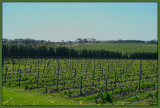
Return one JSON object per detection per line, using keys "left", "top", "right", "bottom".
{"left": 2, "top": 58, "right": 158, "bottom": 105}
{"left": 2, "top": 2, "right": 158, "bottom": 106}
{"left": 69, "top": 43, "right": 157, "bottom": 54}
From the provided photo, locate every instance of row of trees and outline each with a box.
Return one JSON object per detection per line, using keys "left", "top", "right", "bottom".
{"left": 3, "top": 38, "right": 157, "bottom": 45}
{"left": 130, "top": 52, "right": 158, "bottom": 59}
{"left": 2, "top": 38, "right": 54, "bottom": 45}
{"left": 75, "top": 38, "right": 97, "bottom": 43}
{"left": 2, "top": 44, "right": 157, "bottom": 59}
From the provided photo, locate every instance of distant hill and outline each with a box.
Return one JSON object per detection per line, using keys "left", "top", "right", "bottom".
{"left": 70, "top": 42, "right": 157, "bottom": 54}
{"left": 100, "top": 39, "right": 157, "bottom": 44}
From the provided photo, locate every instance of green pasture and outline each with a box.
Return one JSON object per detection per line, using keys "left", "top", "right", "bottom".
{"left": 69, "top": 43, "right": 157, "bottom": 54}
{"left": 3, "top": 86, "right": 157, "bottom": 106}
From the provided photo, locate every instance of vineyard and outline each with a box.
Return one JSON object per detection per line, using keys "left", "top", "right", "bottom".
{"left": 2, "top": 58, "right": 158, "bottom": 105}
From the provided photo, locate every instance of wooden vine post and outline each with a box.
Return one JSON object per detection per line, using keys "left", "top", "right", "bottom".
{"left": 101, "top": 68, "right": 103, "bottom": 78}
{"left": 12, "top": 58, "right": 14, "bottom": 69}
{"left": 37, "top": 70, "right": 39, "bottom": 88}
{"left": 105, "top": 79, "right": 108, "bottom": 93}
{"left": 4, "top": 66, "right": 8, "bottom": 83}
{"left": 120, "top": 69, "right": 122, "bottom": 83}
{"left": 9, "top": 75, "right": 11, "bottom": 87}
{"left": 45, "top": 87, "right": 48, "bottom": 93}
{"left": 111, "top": 83, "right": 113, "bottom": 94}
{"left": 57, "top": 58, "right": 59, "bottom": 91}
{"left": 92, "top": 59, "right": 95, "bottom": 86}
{"left": 108, "top": 61, "right": 109, "bottom": 72}
{"left": 123, "top": 67, "right": 124, "bottom": 75}
{"left": 139, "top": 60, "right": 142, "bottom": 92}
{"left": 95, "top": 95, "right": 98, "bottom": 104}
{"left": 30, "top": 65, "right": 32, "bottom": 72}
{"left": 74, "top": 68, "right": 76, "bottom": 77}
{"left": 114, "top": 72, "right": 117, "bottom": 88}
{"left": 80, "top": 76, "right": 83, "bottom": 96}
{"left": 85, "top": 68, "right": 87, "bottom": 79}
{"left": 19, "top": 69, "right": 21, "bottom": 87}
{"left": 2, "top": 57, "right": 4, "bottom": 67}
{"left": 69, "top": 90, "right": 71, "bottom": 97}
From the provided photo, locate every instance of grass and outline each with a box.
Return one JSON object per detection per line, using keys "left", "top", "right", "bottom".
{"left": 2, "top": 87, "right": 94, "bottom": 106}
{"left": 69, "top": 43, "right": 157, "bottom": 54}
{"left": 3, "top": 86, "right": 157, "bottom": 106}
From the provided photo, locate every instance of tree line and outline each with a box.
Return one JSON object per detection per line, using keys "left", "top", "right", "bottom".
{"left": 3, "top": 38, "right": 158, "bottom": 44}
{"left": 2, "top": 38, "right": 54, "bottom": 45}
{"left": 2, "top": 43, "right": 157, "bottom": 59}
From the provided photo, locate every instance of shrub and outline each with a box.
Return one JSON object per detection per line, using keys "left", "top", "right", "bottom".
{"left": 64, "top": 90, "right": 68, "bottom": 95}
{"left": 102, "top": 92, "right": 113, "bottom": 104}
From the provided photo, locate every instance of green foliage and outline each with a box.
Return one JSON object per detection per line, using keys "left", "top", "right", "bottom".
{"left": 127, "top": 96, "right": 139, "bottom": 102}
{"left": 64, "top": 90, "right": 68, "bottom": 95}
{"left": 24, "top": 83, "right": 29, "bottom": 90}
{"left": 88, "top": 87, "right": 95, "bottom": 90}
{"left": 113, "top": 88, "right": 121, "bottom": 94}
{"left": 101, "top": 92, "right": 113, "bottom": 104}
{"left": 155, "top": 91, "right": 158, "bottom": 99}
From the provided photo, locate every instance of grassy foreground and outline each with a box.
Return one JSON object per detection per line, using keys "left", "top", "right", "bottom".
{"left": 3, "top": 87, "right": 157, "bottom": 106}
{"left": 2, "top": 87, "right": 84, "bottom": 105}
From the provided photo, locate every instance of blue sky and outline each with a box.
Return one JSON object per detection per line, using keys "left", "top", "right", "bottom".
{"left": 3, "top": 2, "right": 157, "bottom": 42}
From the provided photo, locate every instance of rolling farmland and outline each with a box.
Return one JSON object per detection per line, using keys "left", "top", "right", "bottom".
{"left": 69, "top": 43, "right": 157, "bottom": 54}
{"left": 2, "top": 2, "right": 158, "bottom": 106}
